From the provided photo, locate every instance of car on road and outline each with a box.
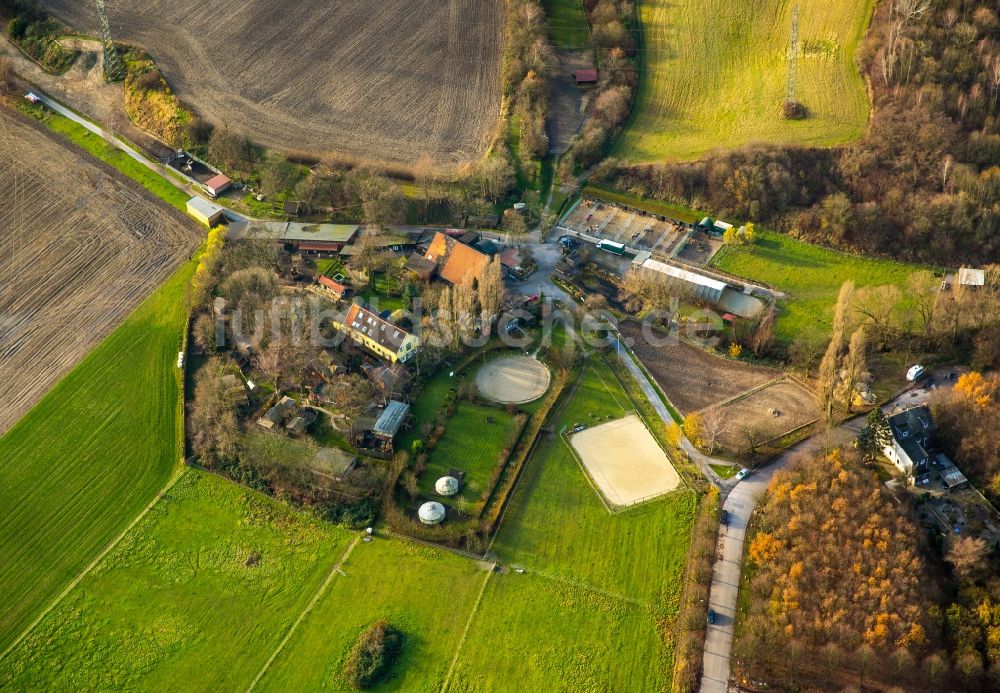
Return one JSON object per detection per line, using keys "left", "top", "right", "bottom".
{"left": 720, "top": 510, "right": 729, "bottom": 525}
{"left": 707, "top": 609, "right": 717, "bottom": 624}
{"left": 736, "top": 468, "right": 750, "bottom": 480}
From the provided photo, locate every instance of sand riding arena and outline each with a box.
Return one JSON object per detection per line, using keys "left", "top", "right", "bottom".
{"left": 475, "top": 356, "right": 551, "bottom": 404}
{"left": 569, "top": 414, "right": 682, "bottom": 508}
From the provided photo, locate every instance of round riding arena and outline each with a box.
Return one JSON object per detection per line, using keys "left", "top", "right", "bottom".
{"left": 476, "top": 356, "right": 551, "bottom": 404}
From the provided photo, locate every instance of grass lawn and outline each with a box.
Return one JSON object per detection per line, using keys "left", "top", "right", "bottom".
{"left": 314, "top": 257, "right": 346, "bottom": 278}
{"left": 0, "top": 471, "right": 353, "bottom": 690}
{"left": 491, "top": 363, "right": 696, "bottom": 605}
{"left": 20, "top": 102, "right": 191, "bottom": 212}
{"left": 710, "top": 229, "right": 924, "bottom": 342}
{"left": 419, "top": 402, "right": 520, "bottom": 506}
{"left": 583, "top": 184, "right": 701, "bottom": 223}
{"left": 710, "top": 463, "right": 739, "bottom": 480}
{"left": 616, "top": 0, "right": 874, "bottom": 162}
{"left": 544, "top": 0, "right": 591, "bottom": 50}
{"left": 361, "top": 272, "right": 406, "bottom": 312}
{"left": 257, "top": 538, "right": 487, "bottom": 692}
{"left": 446, "top": 572, "right": 669, "bottom": 692}
{"left": 0, "top": 258, "right": 195, "bottom": 653}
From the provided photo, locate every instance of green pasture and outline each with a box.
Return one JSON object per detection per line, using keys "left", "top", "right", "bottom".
{"left": 0, "top": 259, "right": 195, "bottom": 653}
{"left": 491, "top": 363, "right": 695, "bottom": 604}
{"left": 258, "top": 539, "right": 486, "bottom": 692}
{"left": 710, "top": 229, "right": 923, "bottom": 342}
{"left": 446, "top": 572, "right": 669, "bottom": 692}
{"left": 545, "top": 0, "right": 591, "bottom": 50}
{"left": 0, "top": 471, "right": 352, "bottom": 690}
{"left": 616, "top": 0, "right": 874, "bottom": 162}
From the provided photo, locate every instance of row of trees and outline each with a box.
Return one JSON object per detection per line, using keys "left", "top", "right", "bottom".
{"left": 503, "top": 0, "right": 555, "bottom": 165}
{"left": 600, "top": 1, "right": 1000, "bottom": 264}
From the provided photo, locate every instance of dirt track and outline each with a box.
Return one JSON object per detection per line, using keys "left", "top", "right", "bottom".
{"left": 43, "top": 0, "right": 503, "bottom": 168}
{"left": 0, "top": 108, "right": 200, "bottom": 434}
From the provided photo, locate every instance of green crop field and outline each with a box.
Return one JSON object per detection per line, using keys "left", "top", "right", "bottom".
{"left": 0, "top": 471, "right": 353, "bottom": 690}
{"left": 257, "top": 539, "right": 487, "bottom": 692}
{"left": 710, "top": 229, "right": 923, "bottom": 342}
{"left": 616, "top": 0, "right": 874, "bottom": 162}
{"left": 447, "top": 572, "right": 670, "bottom": 692}
{"left": 0, "top": 259, "right": 195, "bottom": 653}
{"left": 420, "top": 402, "right": 519, "bottom": 504}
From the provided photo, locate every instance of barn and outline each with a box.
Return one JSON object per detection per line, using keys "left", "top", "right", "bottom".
{"left": 227, "top": 221, "right": 359, "bottom": 253}
{"left": 640, "top": 258, "right": 728, "bottom": 303}
{"left": 572, "top": 68, "right": 598, "bottom": 86}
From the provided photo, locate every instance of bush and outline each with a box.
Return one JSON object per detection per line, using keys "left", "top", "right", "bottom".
{"left": 344, "top": 620, "right": 403, "bottom": 689}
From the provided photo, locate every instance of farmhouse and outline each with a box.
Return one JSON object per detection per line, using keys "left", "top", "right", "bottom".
{"left": 883, "top": 405, "right": 969, "bottom": 490}
{"left": 203, "top": 173, "right": 232, "bottom": 197}
{"left": 424, "top": 231, "right": 490, "bottom": 286}
{"left": 640, "top": 258, "right": 728, "bottom": 303}
{"left": 186, "top": 196, "right": 225, "bottom": 227}
{"left": 333, "top": 303, "right": 419, "bottom": 363}
{"left": 228, "top": 220, "right": 359, "bottom": 253}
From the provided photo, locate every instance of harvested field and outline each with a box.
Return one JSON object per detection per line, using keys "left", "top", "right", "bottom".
{"left": 0, "top": 108, "right": 199, "bottom": 434}
{"left": 618, "top": 321, "right": 778, "bottom": 414}
{"left": 708, "top": 379, "right": 819, "bottom": 453}
{"left": 569, "top": 414, "right": 681, "bottom": 507}
{"left": 44, "top": 0, "right": 503, "bottom": 168}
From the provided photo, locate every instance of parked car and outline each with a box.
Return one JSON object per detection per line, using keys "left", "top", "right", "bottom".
{"left": 572, "top": 424, "right": 586, "bottom": 433}
{"left": 720, "top": 510, "right": 729, "bottom": 525}
{"left": 906, "top": 364, "right": 925, "bottom": 382}
{"left": 707, "top": 609, "right": 717, "bottom": 624}
{"left": 736, "top": 468, "right": 750, "bottom": 480}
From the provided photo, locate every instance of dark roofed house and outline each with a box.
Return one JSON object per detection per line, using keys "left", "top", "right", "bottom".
{"left": 459, "top": 230, "right": 481, "bottom": 246}
{"left": 572, "top": 68, "right": 598, "bottom": 85}
{"left": 883, "top": 405, "right": 937, "bottom": 480}
{"left": 474, "top": 238, "right": 499, "bottom": 256}
{"left": 404, "top": 252, "right": 437, "bottom": 281}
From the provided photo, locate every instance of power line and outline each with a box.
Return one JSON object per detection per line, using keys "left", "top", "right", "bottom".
{"left": 95, "top": 0, "right": 123, "bottom": 81}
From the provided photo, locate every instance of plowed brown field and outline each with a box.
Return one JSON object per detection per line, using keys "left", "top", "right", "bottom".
{"left": 44, "top": 0, "right": 504, "bottom": 168}
{"left": 0, "top": 108, "right": 200, "bottom": 434}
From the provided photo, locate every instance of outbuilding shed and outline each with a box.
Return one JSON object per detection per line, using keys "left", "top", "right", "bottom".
{"left": 187, "top": 196, "right": 225, "bottom": 227}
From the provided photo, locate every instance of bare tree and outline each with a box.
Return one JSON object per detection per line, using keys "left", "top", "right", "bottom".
{"left": 839, "top": 327, "right": 868, "bottom": 412}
